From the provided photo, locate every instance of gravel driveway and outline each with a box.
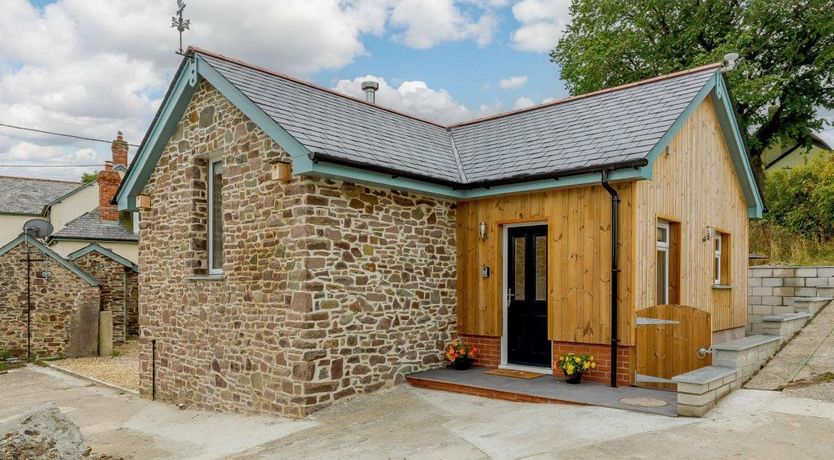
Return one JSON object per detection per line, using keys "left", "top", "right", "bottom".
{"left": 49, "top": 339, "right": 140, "bottom": 391}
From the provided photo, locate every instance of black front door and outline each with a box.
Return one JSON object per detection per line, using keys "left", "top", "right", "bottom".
{"left": 507, "top": 225, "right": 551, "bottom": 367}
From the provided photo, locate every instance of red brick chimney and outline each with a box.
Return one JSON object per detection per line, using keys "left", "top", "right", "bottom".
{"left": 98, "top": 132, "right": 127, "bottom": 221}
{"left": 111, "top": 131, "right": 128, "bottom": 167}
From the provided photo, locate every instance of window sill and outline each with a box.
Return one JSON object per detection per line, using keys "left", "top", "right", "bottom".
{"left": 712, "top": 284, "right": 733, "bottom": 290}
{"left": 186, "top": 274, "right": 226, "bottom": 282}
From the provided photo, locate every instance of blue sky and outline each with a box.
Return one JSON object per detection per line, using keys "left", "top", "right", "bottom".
{"left": 0, "top": 0, "right": 573, "bottom": 180}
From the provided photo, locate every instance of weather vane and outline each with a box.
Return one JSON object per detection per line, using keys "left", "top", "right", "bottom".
{"left": 171, "top": 0, "right": 190, "bottom": 55}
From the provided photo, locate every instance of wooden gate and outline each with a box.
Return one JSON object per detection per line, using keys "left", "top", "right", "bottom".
{"left": 636, "top": 305, "right": 712, "bottom": 390}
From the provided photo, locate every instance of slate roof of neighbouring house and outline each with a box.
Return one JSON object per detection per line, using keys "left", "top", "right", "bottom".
{"left": 50, "top": 208, "right": 137, "bottom": 242}
{"left": 0, "top": 176, "right": 82, "bottom": 215}
{"left": 198, "top": 49, "right": 720, "bottom": 185}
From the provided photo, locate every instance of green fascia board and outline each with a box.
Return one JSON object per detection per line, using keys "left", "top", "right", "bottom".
{"left": 67, "top": 242, "right": 138, "bottom": 272}
{"left": 0, "top": 234, "right": 100, "bottom": 286}
{"left": 294, "top": 155, "right": 648, "bottom": 200}
{"left": 643, "top": 72, "right": 764, "bottom": 219}
{"left": 116, "top": 55, "right": 311, "bottom": 212}
{"left": 710, "top": 77, "right": 765, "bottom": 219}
{"left": 116, "top": 59, "right": 198, "bottom": 212}
{"left": 0, "top": 211, "right": 41, "bottom": 217}
{"left": 195, "top": 55, "right": 311, "bottom": 161}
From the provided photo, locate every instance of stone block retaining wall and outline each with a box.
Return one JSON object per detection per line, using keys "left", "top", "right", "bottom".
{"left": 748, "top": 266, "right": 834, "bottom": 332}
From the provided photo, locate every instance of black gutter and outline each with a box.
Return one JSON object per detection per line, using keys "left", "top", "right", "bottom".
{"left": 308, "top": 151, "right": 649, "bottom": 190}
{"left": 600, "top": 170, "right": 620, "bottom": 388}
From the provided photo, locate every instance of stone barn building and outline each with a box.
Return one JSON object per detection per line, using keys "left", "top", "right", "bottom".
{"left": 115, "top": 48, "right": 763, "bottom": 417}
{"left": 68, "top": 244, "right": 139, "bottom": 344}
{"left": 0, "top": 236, "right": 101, "bottom": 359}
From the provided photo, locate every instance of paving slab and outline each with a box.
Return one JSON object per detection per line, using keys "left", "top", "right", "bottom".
{"left": 407, "top": 367, "right": 677, "bottom": 416}
{"left": 746, "top": 302, "right": 834, "bottom": 390}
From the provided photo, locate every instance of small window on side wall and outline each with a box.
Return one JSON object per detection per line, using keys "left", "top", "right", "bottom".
{"left": 208, "top": 159, "right": 224, "bottom": 274}
{"left": 714, "top": 232, "right": 730, "bottom": 285}
{"left": 656, "top": 219, "right": 681, "bottom": 305}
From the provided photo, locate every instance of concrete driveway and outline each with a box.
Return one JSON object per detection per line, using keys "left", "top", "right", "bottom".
{"left": 2, "top": 366, "right": 834, "bottom": 459}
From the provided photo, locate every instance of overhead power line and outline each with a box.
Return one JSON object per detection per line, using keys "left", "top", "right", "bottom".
{"left": 0, "top": 122, "right": 140, "bottom": 148}
{"left": 0, "top": 164, "right": 103, "bottom": 168}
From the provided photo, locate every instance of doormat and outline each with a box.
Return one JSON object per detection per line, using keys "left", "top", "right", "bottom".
{"left": 618, "top": 397, "right": 669, "bottom": 408}
{"left": 484, "top": 369, "right": 546, "bottom": 379}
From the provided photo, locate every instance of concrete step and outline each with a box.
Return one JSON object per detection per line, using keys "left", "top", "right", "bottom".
{"left": 752, "top": 313, "right": 811, "bottom": 339}
{"left": 713, "top": 335, "right": 781, "bottom": 382}
{"left": 788, "top": 296, "right": 832, "bottom": 317}
{"left": 815, "top": 287, "right": 834, "bottom": 297}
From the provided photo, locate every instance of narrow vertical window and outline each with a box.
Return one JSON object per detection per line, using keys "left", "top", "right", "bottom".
{"left": 208, "top": 160, "right": 224, "bottom": 274}
{"left": 714, "top": 232, "right": 730, "bottom": 285}
{"left": 656, "top": 221, "right": 670, "bottom": 305}
{"left": 713, "top": 235, "right": 721, "bottom": 284}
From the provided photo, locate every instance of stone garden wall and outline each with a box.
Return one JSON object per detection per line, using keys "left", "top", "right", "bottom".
{"left": 138, "top": 81, "right": 457, "bottom": 417}
{"left": 0, "top": 244, "right": 100, "bottom": 359}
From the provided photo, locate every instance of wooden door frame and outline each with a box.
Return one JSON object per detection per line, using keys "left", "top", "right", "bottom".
{"left": 500, "top": 220, "right": 551, "bottom": 374}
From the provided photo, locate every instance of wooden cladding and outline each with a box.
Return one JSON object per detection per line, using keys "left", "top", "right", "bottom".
{"left": 636, "top": 304, "right": 712, "bottom": 390}
{"left": 635, "top": 98, "right": 749, "bottom": 332}
{"left": 456, "top": 183, "right": 636, "bottom": 346}
{"left": 457, "top": 98, "right": 750, "bottom": 350}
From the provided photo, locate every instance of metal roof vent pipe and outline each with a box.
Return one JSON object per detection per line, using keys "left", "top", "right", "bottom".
{"left": 362, "top": 80, "right": 379, "bottom": 104}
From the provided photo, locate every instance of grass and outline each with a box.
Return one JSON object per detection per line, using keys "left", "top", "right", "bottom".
{"left": 813, "top": 372, "right": 834, "bottom": 383}
{"left": 750, "top": 220, "right": 834, "bottom": 265}
{"left": 0, "top": 361, "right": 25, "bottom": 373}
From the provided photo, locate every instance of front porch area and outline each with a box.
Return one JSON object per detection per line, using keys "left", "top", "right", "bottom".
{"left": 407, "top": 367, "right": 677, "bottom": 416}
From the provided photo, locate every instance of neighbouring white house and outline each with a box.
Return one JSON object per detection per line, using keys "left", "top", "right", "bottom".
{"left": 0, "top": 133, "right": 139, "bottom": 263}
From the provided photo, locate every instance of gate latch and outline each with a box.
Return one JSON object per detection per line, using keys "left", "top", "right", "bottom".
{"left": 697, "top": 347, "right": 713, "bottom": 359}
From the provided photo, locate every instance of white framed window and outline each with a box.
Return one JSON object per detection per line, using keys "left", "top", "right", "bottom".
{"left": 208, "top": 159, "right": 224, "bottom": 275}
{"left": 713, "top": 234, "right": 723, "bottom": 285}
{"left": 656, "top": 221, "right": 670, "bottom": 305}
{"left": 132, "top": 211, "right": 140, "bottom": 235}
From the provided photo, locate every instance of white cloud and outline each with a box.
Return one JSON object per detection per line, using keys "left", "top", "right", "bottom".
{"left": 513, "top": 96, "right": 535, "bottom": 109}
{"left": 498, "top": 75, "right": 528, "bottom": 90}
{"left": 1, "top": 0, "right": 511, "bottom": 180}
{"left": 332, "top": 75, "right": 484, "bottom": 124}
{"left": 510, "top": 0, "right": 571, "bottom": 53}
{"left": 389, "top": 0, "right": 499, "bottom": 49}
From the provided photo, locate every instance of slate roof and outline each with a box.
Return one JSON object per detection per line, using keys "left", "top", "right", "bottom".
{"left": 197, "top": 49, "right": 720, "bottom": 186}
{"left": 51, "top": 208, "right": 138, "bottom": 242}
{"left": 0, "top": 176, "right": 82, "bottom": 215}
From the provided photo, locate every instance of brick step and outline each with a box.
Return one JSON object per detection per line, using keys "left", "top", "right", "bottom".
{"left": 751, "top": 313, "right": 810, "bottom": 340}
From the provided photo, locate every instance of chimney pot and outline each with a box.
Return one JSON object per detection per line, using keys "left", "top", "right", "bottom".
{"left": 111, "top": 131, "right": 129, "bottom": 166}
{"left": 361, "top": 80, "right": 379, "bottom": 104}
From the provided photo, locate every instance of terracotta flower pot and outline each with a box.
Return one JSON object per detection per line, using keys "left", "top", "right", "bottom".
{"left": 451, "top": 357, "right": 473, "bottom": 370}
{"left": 563, "top": 370, "right": 583, "bottom": 384}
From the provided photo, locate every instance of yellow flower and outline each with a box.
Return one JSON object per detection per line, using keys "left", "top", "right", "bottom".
{"left": 589, "top": 356, "right": 594, "bottom": 361}
{"left": 590, "top": 362, "right": 596, "bottom": 369}
{"left": 566, "top": 364, "right": 575, "bottom": 374}
{"left": 574, "top": 357, "right": 581, "bottom": 363}
{"left": 583, "top": 361, "right": 590, "bottom": 369}
{"left": 559, "top": 356, "right": 565, "bottom": 361}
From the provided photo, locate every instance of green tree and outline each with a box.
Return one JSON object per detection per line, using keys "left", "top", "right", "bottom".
{"left": 551, "top": 0, "right": 834, "bottom": 174}
{"left": 81, "top": 172, "right": 97, "bottom": 183}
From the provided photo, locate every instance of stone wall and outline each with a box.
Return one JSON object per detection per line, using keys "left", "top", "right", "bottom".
{"left": 125, "top": 271, "right": 139, "bottom": 337}
{"left": 72, "top": 251, "right": 135, "bottom": 344}
{"left": 138, "top": 81, "right": 457, "bottom": 417}
{"left": 0, "top": 244, "right": 100, "bottom": 358}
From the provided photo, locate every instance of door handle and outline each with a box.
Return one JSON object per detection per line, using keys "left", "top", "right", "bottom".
{"left": 506, "top": 289, "right": 515, "bottom": 305}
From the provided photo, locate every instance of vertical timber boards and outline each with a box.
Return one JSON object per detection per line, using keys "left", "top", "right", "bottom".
{"left": 456, "top": 183, "right": 637, "bottom": 346}
{"left": 635, "top": 98, "right": 749, "bottom": 332}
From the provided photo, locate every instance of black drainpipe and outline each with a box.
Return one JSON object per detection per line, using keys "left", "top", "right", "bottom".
{"left": 600, "top": 171, "right": 620, "bottom": 388}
